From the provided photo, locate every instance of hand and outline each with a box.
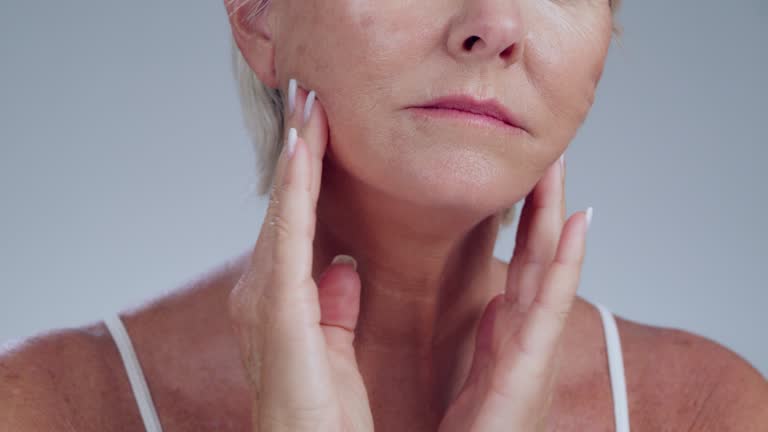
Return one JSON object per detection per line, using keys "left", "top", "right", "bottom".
{"left": 439, "top": 154, "right": 591, "bottom": 431}
{"left": 228, "top": 78, "right": 374, "bottom": 432}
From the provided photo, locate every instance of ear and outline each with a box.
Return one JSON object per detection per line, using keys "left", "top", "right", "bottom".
{"left": 223, "top": 0, "right": 279, "bottom": 89}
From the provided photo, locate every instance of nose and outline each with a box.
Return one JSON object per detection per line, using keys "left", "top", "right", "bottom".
{"left": 446, "top": 1, "right": 525, "bottom": 66}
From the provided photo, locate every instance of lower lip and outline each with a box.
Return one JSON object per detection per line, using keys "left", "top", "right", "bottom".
{"left": 408, "top": 107, "right": 525, "bottom": 134}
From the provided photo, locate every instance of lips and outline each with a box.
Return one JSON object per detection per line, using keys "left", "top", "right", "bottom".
{"left": 413, "top": 95, "right": 525, "bottom": 131}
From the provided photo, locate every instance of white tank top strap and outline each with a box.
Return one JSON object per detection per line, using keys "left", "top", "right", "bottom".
{"left": 594, "top": 302, "right": 631, "bottom": 432}
{"left": 103, "top": 313, "right": 164, "bottom": 432}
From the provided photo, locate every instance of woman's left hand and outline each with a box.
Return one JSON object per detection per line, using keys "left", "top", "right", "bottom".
{"left": 438, "top": 154, "right": 591, "bottom": 432}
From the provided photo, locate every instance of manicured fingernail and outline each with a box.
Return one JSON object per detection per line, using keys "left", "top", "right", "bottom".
{"left": 303, "top": 90, "right": 316, "bottom": 125}
{"left": 286, "top": 127, "right": 297, "bottom": 158}
{"left": 585, "top": 206, "right": 593, "bottom": 231}
{"left": 559, "top": 153, "right": 565, "bottom": 179}
{"left": 288, "top": 78, "right": 297, "bottom": 115}
{"left": 332, "top": 254, "right": 357, "bottom": 271}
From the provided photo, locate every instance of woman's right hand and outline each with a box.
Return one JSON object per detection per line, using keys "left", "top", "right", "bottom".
{"left": 227, "top": 78, "right": 374, "bottom": 432}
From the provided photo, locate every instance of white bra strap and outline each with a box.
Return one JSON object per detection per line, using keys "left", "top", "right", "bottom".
{"left": 103, "top": 313, "right": 164, "bottom": 432}
{"left": 594, "top": 302, "right": 631, "bottom": 432}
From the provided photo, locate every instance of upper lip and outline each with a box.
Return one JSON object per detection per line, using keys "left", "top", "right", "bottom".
{"left": 413, "top": 95, "right": 525, "bottom": 131}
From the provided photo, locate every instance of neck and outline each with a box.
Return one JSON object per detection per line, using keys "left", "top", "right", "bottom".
{"left": 313, "top": 156, "right": 506, "bottom": 422}
{"left": 314, "top": 158, "right": 507, "bottom": 352}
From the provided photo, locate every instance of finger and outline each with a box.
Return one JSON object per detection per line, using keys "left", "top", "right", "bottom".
{"left": 505, "top": 156, "right": 565, "bottom": 311}
{"left": 297, "top": 83, "right": 329, "bottom": 212}
{"left": 231, "top": 78, "right": 314, "bottom": 368}
{"left": 461, "top": 293, "right": 506, "bottom": 389}
{"left": 317, "top": 255, "right": 361, "bottom": 357}
{"left": 269, "top": 77, "right": 308, "bottom": 192}
{"left": 274, "top": 79, "right": 328, "bottom": 246}
{"left": 513, "top": 154, "right": 563, "bottom": 255}
{"left": 560, "top": 153, "right": 566, "bottom": 223}
{"left": 517, "top": 209, "right": 590, "bottom": 361}
{"left": 257, "top": 128, "right": 334, "bottom": 426}
{"left": 261, "top": 79, "right": 316, "bottom": 307}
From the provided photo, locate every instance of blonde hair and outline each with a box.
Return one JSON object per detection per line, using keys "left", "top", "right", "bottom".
{"left": 231, "top": 0, "right": 622, "bottom": 227}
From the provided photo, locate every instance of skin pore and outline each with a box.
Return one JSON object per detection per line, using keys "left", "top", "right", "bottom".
{"left": 229, "top": 0, "right": 612, "bottom": 425}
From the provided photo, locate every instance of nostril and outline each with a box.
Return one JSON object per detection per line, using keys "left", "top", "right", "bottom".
{"left": 500, "top": 44, "right": 515, "bottom": 60}
{"left": 463, "top": 35, "right": 482, "bottom": 51}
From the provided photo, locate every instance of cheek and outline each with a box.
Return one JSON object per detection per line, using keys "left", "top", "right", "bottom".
{"left": 277, "top": 0, "right": 425, "bottom": 163}
{"left": 525, "top": 8, "right": 612, "bottom": 139}
{"left": 280, "top": 0, "right": 419, "bottom": 85}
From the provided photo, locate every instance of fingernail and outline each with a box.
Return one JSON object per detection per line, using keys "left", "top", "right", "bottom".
{"left": 288, "top": 78, "right": 297, "bottom": 115}
{"left": 303, "top": 90, "right": 316, "bottom": 126}
{"left": 559, "top": 153, "right": 565, "bottom": 179}
{"left": 332, "top": 254, "right": 357, "bottom": 271}
{"left": 286, "top": 127, "right": 297, "bottom": 158}
{"left": 585, "top": 206, "right": 593, "bottom": 231}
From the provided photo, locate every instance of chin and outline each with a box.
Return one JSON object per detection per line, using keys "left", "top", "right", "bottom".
{"left": 328, "top": 118, "right": 531, "bottom": 218}
{"left": 374, "top": 154, "right": 520, "bottom": 220}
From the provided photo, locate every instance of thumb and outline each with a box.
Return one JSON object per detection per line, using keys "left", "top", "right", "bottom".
{"left": 317, "top": 254, "right": 361, "bottom": 356}
{"left": 461, "top": 293, "right": 506, "bottom": 390}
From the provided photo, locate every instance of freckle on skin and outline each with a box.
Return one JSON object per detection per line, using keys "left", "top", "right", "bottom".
{"left": 361, "top": 14, "right": 374, "bottom": 27}
{"left": 296, "top": 43, "right": 307, "bottom": 57}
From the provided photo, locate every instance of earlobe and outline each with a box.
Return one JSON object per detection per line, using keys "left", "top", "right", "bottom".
{"left": 224, "top": 0, "right": 279, "bottom": 89}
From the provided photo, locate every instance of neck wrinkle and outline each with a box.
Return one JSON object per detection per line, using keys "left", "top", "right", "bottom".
{"left": 312, "top": 158, "right": 508, "bottom": 354}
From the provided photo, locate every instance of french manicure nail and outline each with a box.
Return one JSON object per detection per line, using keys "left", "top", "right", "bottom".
{"left": 332, "top": 254, "right": 357, "bottom": 271}
{"left": 288, "top": 78, "right": 297, "bottom": 115}
{"left": 303, "top": 90, "right": 316, "bottom": 125}
{"left": 585, "top": 206, "right": 593, "bottom": 231}
{"left": 286, "top": 127, "right": 297, "bottom": 157}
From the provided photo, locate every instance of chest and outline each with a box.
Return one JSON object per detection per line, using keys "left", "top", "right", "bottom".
{"left": 127, "top": 370, "right": 620, "bottom": 432}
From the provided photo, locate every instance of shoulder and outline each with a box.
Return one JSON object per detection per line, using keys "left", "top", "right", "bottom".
{"left": 613, "top": 313, "right": 768, "bottom": 431}
{"left": 0, "top": 322, "right": 155, "bottom": 431}
{"left": 0, "top": 251, "right": 254, "bottom": 431}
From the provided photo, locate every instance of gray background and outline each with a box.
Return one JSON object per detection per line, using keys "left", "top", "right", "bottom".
{"left": 1, "top": 1, "right": 766, "bottom": 377}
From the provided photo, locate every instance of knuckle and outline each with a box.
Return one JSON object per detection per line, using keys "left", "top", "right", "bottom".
{"left": 488, "top": 374, "right": 517, "bottom": 400}
{"left": 555, "top": 305, "right": 570, "bottom": 326}
{"left": 538, "top": 296, "right": 571, "bottom": 327}
{"left": 266, "top": 209, "right": 314, "bottom": 249}
{"left": 268, "top": 181, "right": 288, "bottom": 208}
{"left": 228, "top": 273, "right": 262, "bottom": 324}
{"left": 268, "top": 212, "right": 292, "bottom": 240}
{"left": 227, "top": 269, "right": 276, "bottom": 330}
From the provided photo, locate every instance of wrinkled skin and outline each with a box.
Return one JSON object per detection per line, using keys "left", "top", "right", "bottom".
{"left": 225, "top": 0, "right": 612, "bottom": 430}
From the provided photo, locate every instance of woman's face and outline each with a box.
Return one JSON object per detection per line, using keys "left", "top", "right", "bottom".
{"left": 240, "top": 0, "right": 613, "bottom": 217}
